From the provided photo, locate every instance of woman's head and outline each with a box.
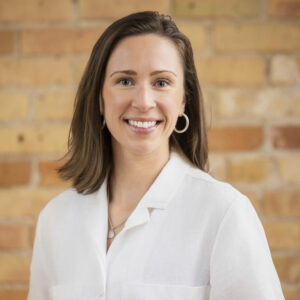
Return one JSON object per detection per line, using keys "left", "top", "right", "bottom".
{"left": 58, "top": 11, "right": 208, "bottom": 194}
{"left": 102, "top": 33, "right": 186, "bottom": 158}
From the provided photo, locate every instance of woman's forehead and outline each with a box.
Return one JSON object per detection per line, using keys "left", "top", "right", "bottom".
{"left": 106, "top": 34, "right": 183, "bottom": 74}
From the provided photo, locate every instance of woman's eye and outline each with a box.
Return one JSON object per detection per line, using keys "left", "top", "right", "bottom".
{"left": 118, "top": 78, "right": 132, "bottom": 86}
{"left": 155, "top": 80, "right": 169, "bottom": 88}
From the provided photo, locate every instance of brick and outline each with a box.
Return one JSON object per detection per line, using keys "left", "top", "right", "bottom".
{"left": 256, "top": 89, "right": 292, "bottom": 119}
{"left": 214, "top": 24, "right": 300, "bottom": 52}
{"left": 283, "top": 287, "right": 300, "bottom": 300}
{"left": 196, "top": 57, "right": 266, "bottom": 85}
{"left": 0, "top": 126, "right": 68, "bottom": 155}
{"left": 0, "top": 225, "right": 29, "bottom": 250}
{"left": 22, "top": 27, "right": 104, "bottom": 55}
{"left": 0, "top": 58, "right": 72, "bottom": 87}
{"left": 0, "top": 290, "right": 28, "bottom": 300}
{"left": 0, "top": 31, "right": 14, "bottom": 54}
{"left": 215, "top": 89, "right": 255, "bottom": 118}
{"left": 174, "top": 0, "right": 261, "bottom": 18}
{"left": 34, "top": 91, "right": 74, "bottom": 121}
{"left": 79, "top": 0, "right": 169, "bottom": 19}
{"left": 202, "top": 88, "right": 217, "bottom": 122}
{"left": 263, "top": 190, "right": 300, "bottom": 217}
{"left": 0, "top": 0, "right": 72, "bottom": 22}
{"left": 269, "top": 0, "right": 300, "bottom": 17}
{"left": 0, "top": 92, "right": 29, "bottom": 121}
{"left": 30, "top": 224, "right": 37, "bottom": 247}
{"left": 0, "top": 256, "right": 30, "bottom": 282}
{"left": 277, "top": 156, "right": 300, "bottom": 184}
{"left": 272, "top": 126, "right": 300, "bottom": 149}
{"left": 289, "top": 89, "right": 300, "bottom": 118}
{"left": 0, "top": 161, "right": 30, "bottom": 186}
{"left": 208, "top": 127, "right": 263, "bottom": 151}
{"left": 0, "top": 188, "right": 63, "bottom": 217}
{"left": 39, "top": 161, "right": 71, "bottom": 187}
{"left": 296, "top": 56, "right": 300, "bottom": 68}
{"left": 264, "top": 221, "right": 300, "bottom": 250}
{"left": 215, "top": 88, "right": 289, "bottom": 120}
{"left": 228, "top": 157, "right": 271, "bottom": 183}
{"left": 178, "top": 24, "right": 206, "bottom": 52}
{"left": 75, "top": 56, "right": 89, "bottom": 85}
{"left": 273, "top": 255, "right": 300, "bottom": 283}
{"left": 270, "top": 56, "right": 299, "bottom": 84}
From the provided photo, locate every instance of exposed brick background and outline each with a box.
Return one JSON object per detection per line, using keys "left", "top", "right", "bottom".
{"left": 0, "top": 0, "right": 299, "bottom": 299}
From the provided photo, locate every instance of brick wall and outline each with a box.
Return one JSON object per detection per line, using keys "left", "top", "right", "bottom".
{"left": 0, "top": 0, "right": 299, "bottom": 299}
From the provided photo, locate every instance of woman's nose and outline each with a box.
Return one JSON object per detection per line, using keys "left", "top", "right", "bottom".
{"left": 131, "top": 85, "right": 156, "bottom": 112}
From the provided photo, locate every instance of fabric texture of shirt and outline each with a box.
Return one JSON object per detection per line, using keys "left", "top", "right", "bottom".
{"left": 28, "top": 151, "right": 285, "bottom": 300}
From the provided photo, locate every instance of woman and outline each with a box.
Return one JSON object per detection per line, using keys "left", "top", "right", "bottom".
{"left": 28, "top": 11, "right": 285, "bottom": 300}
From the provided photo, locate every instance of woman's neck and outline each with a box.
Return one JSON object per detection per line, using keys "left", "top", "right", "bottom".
{"left": 108, "top": 146, "right": 170, "bottom": 209}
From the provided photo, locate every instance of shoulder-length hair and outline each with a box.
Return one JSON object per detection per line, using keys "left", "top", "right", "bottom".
{"left": 58, "top": 11, "right": 208, "bottom": 194}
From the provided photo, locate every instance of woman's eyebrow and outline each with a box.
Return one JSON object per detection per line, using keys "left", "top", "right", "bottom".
{"left": 109, "top": 70, "right": 177, "bottom": 77}
{"left": 150, "top": 70, "right": 177, "bottom": 77}
{"left": 110, "top": 70, "right": 136, "bottom": 77}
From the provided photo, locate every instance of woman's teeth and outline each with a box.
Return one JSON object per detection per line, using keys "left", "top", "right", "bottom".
{"left": 128, "top": 120, "right": 157, "bottom": 128}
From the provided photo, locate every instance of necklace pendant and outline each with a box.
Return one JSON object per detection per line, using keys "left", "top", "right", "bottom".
{"left": 108, "top": 229, "right": 115, "bottom": 239}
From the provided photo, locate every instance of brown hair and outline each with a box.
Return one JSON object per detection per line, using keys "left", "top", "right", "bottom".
{"left": 58, "top": 11, "right": 208, "bottom": 194}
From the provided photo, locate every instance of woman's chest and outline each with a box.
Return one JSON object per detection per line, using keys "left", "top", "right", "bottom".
{"left": 49, "top": 201, "right": 217, "bottom": 300}
{"left": 103, "top": 210, "right": 214, "bottom": 300}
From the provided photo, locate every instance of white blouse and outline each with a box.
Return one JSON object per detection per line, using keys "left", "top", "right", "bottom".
{"left": 28, "top": 151, "right": 285, "bottom": 300}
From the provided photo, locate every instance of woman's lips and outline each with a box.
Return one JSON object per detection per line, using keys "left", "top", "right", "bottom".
{"left": 125, "top": 119, "right": 161, "bottom": 134}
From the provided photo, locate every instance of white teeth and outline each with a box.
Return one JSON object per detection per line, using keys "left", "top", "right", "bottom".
{"left": 128, "top": 120, "right": 157, "bottom": 128}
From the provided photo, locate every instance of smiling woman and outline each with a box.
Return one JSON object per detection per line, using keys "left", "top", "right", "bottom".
{"left": 28, "top": 11, "right": 285, "bottom": 300}
{"left": 102, "top": 34, "right": 185, "bottom": 157}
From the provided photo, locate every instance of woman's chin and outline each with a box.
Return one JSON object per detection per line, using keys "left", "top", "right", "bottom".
{"left": 123, "top": 141, "right": 169, "bottom": 157}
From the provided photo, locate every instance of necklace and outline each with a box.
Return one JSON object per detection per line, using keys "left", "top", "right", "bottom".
{"left": 106, "top": 174, "right": 130, "bottom": 239}
{"left": 107, "top": 214, "right": 129, "bottom": 239}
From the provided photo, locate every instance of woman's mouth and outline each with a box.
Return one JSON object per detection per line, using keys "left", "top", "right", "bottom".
{"left": 128, "top": 120, "right": 157, "bottom": 128}
{"left": 125, "top": 119, "right": 162, "bottom": 133}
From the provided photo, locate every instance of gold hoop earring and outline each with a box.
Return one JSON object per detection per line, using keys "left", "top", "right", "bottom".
{"left": 174, "top": 113, "right": 189, "bottom": 133}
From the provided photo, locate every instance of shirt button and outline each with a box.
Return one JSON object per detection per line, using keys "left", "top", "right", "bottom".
{"left": 99, "top": 288, "right": 104, "bottom": 297}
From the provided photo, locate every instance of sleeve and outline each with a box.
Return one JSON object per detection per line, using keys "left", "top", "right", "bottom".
{"left": 27, "top": 211, "right": 51, "bottom": 300}
{"left": 209, "top": 195, "right": 285, "bottom": 300}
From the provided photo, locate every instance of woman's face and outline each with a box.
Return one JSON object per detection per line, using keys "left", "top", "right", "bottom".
{"left": 102, "top": 33, "right": 185, "bottom": 157}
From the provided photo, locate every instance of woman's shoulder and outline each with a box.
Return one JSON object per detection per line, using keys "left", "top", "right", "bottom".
{"left": 178, "top": 155, "right": 251, "bottom": 213}
{"left": 178, "top": 153, "right": 242, "bottom": 195}
{"left": 38, "top": 187, "right": 97, "bottom": 222}
{"left": 187, "top": 164, "right": 239, "bottom": 195}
